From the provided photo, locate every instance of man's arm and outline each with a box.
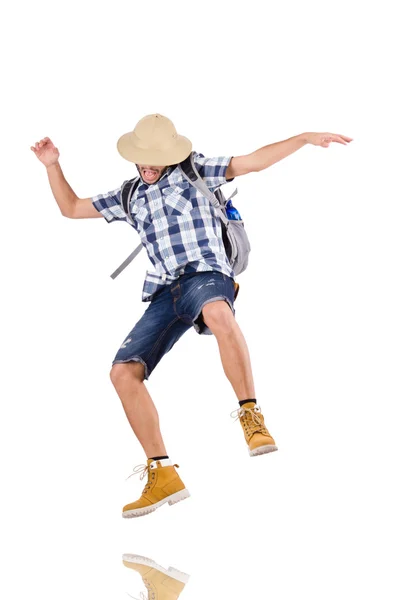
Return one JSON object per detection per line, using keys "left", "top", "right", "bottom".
{"left": 31, "top": 137, "right": 102, "bottom": 219}
{"left": 45, "top": 162, "right": 102, "bottom": 219}
{"left": 46, "top": 162, "right": 101, "bottom": 219}
{"left": 226, "top": 132, "right": 353, "bottom": 179}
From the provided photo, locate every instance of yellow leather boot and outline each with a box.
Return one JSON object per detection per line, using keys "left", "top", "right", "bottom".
{"left": 123, "top": 553, "right": 189, "bottom": 600}
{"left": 122, "top": 459, "right": 190, "bottom": 518}
{"left": 232, "top": 402, "right": 278, "bottom": 456}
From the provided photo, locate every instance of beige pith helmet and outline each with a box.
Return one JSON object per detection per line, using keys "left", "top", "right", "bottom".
{"left": 117, "top": 114, "right": 193, "bottom": 166}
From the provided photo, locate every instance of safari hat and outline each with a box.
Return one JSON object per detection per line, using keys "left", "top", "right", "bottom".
{"left": 117, "top": 114, "right": 192, "bottom": 166}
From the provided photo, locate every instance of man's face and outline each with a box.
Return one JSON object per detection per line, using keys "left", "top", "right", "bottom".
{"left": 137, "top": 164, "right": 168, "bottom": 185}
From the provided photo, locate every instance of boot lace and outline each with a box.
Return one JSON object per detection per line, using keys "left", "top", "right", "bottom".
{"left": 125, "top": 464, "right": 154, "bottom": 495}
{"left": 230, "top": 405, "right": 270, "bottom": 438}
{"left": 125, "top": 462, "right": 179, "bottom": 495}
{"left": 143, "top": 578, "right": 156, "bottom": 600}
{"left": 127, "top": 590, "right": 155, "bottom": 600}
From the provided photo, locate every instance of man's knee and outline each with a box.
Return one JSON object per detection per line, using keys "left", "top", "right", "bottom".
{"left": 110, "top": 361, "right": 145, "bottom": 387}
{"left": 202, "top": 300, "right": 234, "bottom": 335}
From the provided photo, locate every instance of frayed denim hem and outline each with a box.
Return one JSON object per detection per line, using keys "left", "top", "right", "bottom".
{"left": 192, "top": 295, "right": 235, "bottom": 335}
{"left": 111, "top": 356, "right": 150, "bottom": 380}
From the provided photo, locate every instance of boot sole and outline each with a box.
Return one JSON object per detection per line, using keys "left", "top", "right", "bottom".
{"left": 122, "top": 488, "right": 191, "bottom": 519}
{"left": 249, "top": 444, "right": 278, "bottom": 457}
{"left": 122, "top": 554, "right": 190, "bottom": 584}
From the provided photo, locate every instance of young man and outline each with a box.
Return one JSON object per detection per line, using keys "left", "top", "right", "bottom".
{"left": 31, "top": 114, "right": 352, "bottom": 518}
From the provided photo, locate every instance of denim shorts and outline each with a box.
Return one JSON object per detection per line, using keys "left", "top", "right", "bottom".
{"left": 112, "top": 271, "right": 236, "bottom": 379}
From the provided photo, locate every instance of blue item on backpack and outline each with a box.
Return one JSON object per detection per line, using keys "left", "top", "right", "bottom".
{"left": 226, "top": 199, "right": 242, "bottom": 221}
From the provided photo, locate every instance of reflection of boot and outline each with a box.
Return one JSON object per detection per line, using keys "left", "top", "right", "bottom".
{"left": 123, "top": 459, "right": 190, "bottom": 518}
{"left": 123, "top": 553, "right": 189, "bottom": 600}
{"left": 231, "top": 403, "right": 278, "bottom": 456}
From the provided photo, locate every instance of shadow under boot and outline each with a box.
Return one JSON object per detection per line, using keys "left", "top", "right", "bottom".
{"left": 123, "top": 553, "right": 189, "bottom": 600}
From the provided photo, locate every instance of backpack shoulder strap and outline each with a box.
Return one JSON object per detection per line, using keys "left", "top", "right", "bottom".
{"left": 121, "top": 177, "right": 140, "bottom": 219}
{"left": 110, "top": 242, "right": 143, "bottom": 279}
{"left": 179, "top": 153, "right": 229, "bottom": 228}
{"left": 110, "top": 177, "right": 142, "bottom": 280}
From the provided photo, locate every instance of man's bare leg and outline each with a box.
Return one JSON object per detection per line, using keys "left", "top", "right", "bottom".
{"left": 202, "top": 300, "right": 255, "bottom": 400}
{"left": 110, "top": 362, "right": 167, "bottom": 458}
{"left": 202, "top": 300, "right": 277, "bottom": 456}
{"left": 112, "top": 361, "right": 190, "bottom": 517}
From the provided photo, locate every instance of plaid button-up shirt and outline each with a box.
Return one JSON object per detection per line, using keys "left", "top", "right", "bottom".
{"left": 92, "top": 152, "right": 235, "bottom": 301}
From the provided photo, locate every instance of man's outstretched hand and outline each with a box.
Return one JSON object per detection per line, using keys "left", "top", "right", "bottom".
{"left": 305, "top": 132, "right": 353, "bottom": 148}
{"left": 31, "top": 137, "right": 60, "bottom": 167}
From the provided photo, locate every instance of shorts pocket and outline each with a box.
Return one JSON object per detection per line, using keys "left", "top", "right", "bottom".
{"left": 170, "top": 281, "right": 181, "bottom": 301}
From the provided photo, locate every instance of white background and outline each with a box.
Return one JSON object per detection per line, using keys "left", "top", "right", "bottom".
{"left": 1, "top": 0, "right": 396, "bottom": 598}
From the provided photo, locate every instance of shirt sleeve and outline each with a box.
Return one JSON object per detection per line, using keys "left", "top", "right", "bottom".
{"left": 91, "top": 185, "right": 128, "bottom": 223}
{"left": 192, "top": 152, "right": 235, "bottom": 190}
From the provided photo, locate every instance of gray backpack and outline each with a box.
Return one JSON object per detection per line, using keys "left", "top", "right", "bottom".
{"left": 110, "top": 152, "right": 251, "bottom": 279}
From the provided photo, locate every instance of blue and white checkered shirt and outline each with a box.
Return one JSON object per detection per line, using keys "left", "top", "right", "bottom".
{"left": 92, "top": 152, "right": 235, "bottom": 301}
